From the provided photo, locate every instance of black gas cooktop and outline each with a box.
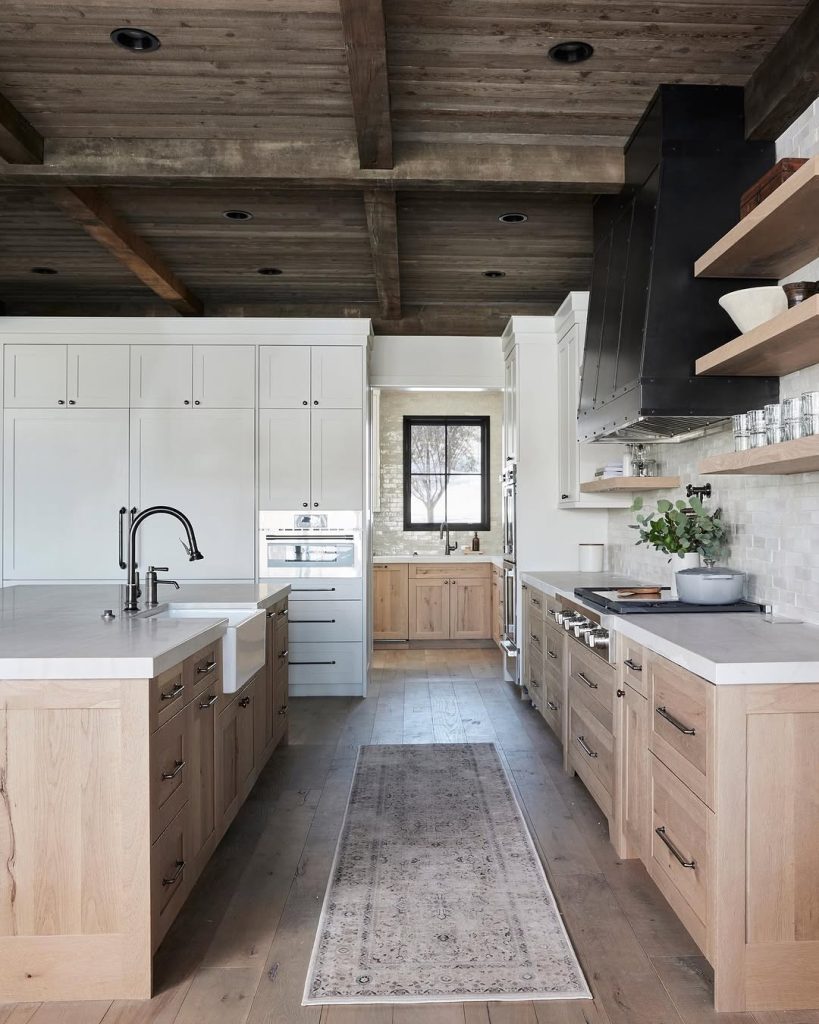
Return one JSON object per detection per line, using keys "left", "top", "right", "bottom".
{"left": 574, "top": 586, "right": 761, "bottom": 615}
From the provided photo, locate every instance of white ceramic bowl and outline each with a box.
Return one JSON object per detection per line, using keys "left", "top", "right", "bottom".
{"left": 718, "top": 286, "right": 787, "bottom": 334}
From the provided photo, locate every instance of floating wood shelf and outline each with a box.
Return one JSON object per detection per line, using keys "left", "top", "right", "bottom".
{"left": 695, "top": 156, "right": 819, "bottom": 279}
{"left": 699, "top": 436, "right": 819, "bottom": 476}
{"left": 696, "top": 295, "right": 819, "bottom": 377}
{"left": 579, "top": 475, "right": 681, "bottom": 493}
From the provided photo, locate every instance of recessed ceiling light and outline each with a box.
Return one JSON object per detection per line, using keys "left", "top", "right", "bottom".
{"left": 30, "top": 266, "right": 57, "bottom": 275}
{"left": 483, "top": 270, "right": 506, "bottom": 278}
{"left": 257, "top": 267, "right": 282, "bottom": 276}
{"left": 223, "top": 210, "right": 253, "bottom": 221}
{"left": 498, "top": 212, "right": 528, "bottom": 224}
{"left": 110, "top": 27, "right": 161, "bottom": 53}
{"left": 548, "top": 40, "right": 594, "bottom": 64}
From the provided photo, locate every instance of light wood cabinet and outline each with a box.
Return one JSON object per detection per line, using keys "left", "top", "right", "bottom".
{"left": 409, "top": 576, "right": 450, "bottom": 640}
{"left": 407, "top": 564, "right": 492, "bottom": 641}
{"left": 373, "top": 563, "right": 409, "bottom": 640}
{"left": 216, "top": 695, "right": 241, "bottom": 830}
{"left": 617, "top": 681, "right": 650, "bottom": 863}
{"left": 450, "top": 576, "right": 491, "bottom": 640}
{"left": 236, "top": 673, "right": 258, "bottom": 801}
{"left": 188, "top": 688, "right": 219, "bottom": 872}
{"left": 491, "top": 563, "right": 504, "bottom": 648}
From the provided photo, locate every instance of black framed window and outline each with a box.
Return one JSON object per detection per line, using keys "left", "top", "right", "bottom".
{"left": 403, "top": 415, "right": 490, "bottom": 531}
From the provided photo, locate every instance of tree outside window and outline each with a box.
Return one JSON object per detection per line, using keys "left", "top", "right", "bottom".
{"left": 403, "top": 416, "right": 489, "bottom": 530}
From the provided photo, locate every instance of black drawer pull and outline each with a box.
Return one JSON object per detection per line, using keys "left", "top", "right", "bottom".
{"left": 655, "top": 826, "right": 696, "bottom": 869}
{"left": 656, "top": 705, "right": 695, "bottom": 735}
{"left": 291, "top": 619, "right": 336, "bottom": 624}
{"left": 162, "top": 860, "right": 185, "bottom": 887}
{"left": 577, "top": 671, "right": 598, "bottom": 690}
{"left": 290, "top": 660, "right": 336, "bottom": 666}
{"left": 624, "top": 658, "right": 642, "bottom": 673}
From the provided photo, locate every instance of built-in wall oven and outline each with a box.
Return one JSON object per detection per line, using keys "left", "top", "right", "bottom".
{"left": 258, "top": 511, "right": 362, "bottom": 577}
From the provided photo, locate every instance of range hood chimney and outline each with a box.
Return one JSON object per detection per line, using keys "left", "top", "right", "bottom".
{"left": 578, "top": 85, "right": 780, "bottom": 442}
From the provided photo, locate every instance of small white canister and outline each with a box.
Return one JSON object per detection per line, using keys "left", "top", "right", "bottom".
{"left": 579, "top": 543, "right": 605, "bottom": 572}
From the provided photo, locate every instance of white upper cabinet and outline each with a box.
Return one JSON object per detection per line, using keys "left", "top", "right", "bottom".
{"left": 4, "top": 344, "right": 128, "bottom": 408}
{"left": 131, "top": 345, "right": 193, "bottom": 408}
{"left": 259, "top": 347, "right": 311, "bottom": 408}
{"left": 502, "top": 346, "right": 518, "bottom": 466}
{"left": 311, "top": 408, "right": 363, "bottom": 509}
{"left": 3, "top": 408, "right": 129, "bottom": 579}
{"left": 311, "top": 346, "right": 363, "bottom": 409}
{"left": 130, "top": 409, "right": 256, "bottom": 578}
{"left": 193, "top": 345, "right": 256, "bottom": 408}
{"left": 259, "top": 408, "right": 312, "bottom": 510}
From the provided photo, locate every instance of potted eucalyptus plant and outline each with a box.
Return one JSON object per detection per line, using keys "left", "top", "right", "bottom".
{"left": 630, "top": 496, "right": 728, "bottom": 569}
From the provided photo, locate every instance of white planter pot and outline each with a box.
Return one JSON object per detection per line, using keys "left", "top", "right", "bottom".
{"left": 671, "top": 552, "right": 701, "bottom": 597}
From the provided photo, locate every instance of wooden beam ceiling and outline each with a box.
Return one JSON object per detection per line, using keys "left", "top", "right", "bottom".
{"left": 339, "top": 0, "right": 393, "bottom": 169}
{"left": 745, "top": 0, "right": 819, "bottom": 139}
{"left": 49, "top": 188, "right": 203, "bottom": 316}
{"left": 0, "top": 91, "right": 43, "bottom": 164}
{"left": 363, "top": 190, "right": 401, "bottom": 319}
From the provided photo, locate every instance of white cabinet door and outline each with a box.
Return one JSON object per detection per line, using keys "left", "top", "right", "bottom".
{"left": 503, "top": 347, "right": 517, "bottom": 465}
{"left": 193, "top": 345, "right": 255, "bottom": 408}
{"left": 3, "top": 409, "right": 129, "bottom": 579}
{"left": 258, "top": 409, "right": 311, "bottom": 510}
{"left": 557, "top": 330, "right": 579, "bottom": 504}
{"left": 310, "top": 408, "right": 362, "bottom": 510}
{"left": 68, "top": 344, "right": 130, "bottom": 407}
{"left": 259, "top": 347, "right": 311, "bottom": 408}
{"left": 4, "top": 345, "right": 66, "bottom": 407}
{"left": 130, "top": 345, "right": 193, "bottom": 408}
{"left": 311, "top": 346, "right": 363, "bottom": 409}
{"left": 130, "top": 409, "right": 255, "bottom": 578}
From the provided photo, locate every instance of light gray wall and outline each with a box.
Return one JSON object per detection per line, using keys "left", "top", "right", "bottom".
{"left": 607, "top": 99, "right": 819, "bottom": 621}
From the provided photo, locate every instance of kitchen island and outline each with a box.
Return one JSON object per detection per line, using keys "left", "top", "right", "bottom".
{"left": 0, "top": 583, "right": 289, "bottom": 1003}
{"left": 520, "top": 571, "right": 819, "bottom": 1013}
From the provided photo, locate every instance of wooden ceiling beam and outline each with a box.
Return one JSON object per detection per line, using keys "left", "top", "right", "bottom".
{"left": 363, "top": 189, "right": 400, "bottom": 319}
{"left": 745, "top": 0, "right": 819, "bottom": 140}
{"left": 49, "top": 187, "right": 203, "bottom": 316}
{"left": 339, "top": 0, "right": 393, "bottom": 169}
{"left": 0, "top": 140, "right": 624, "bottom": 192}
{"left": 0, "top": 92, "right": 43, "bottom": 164}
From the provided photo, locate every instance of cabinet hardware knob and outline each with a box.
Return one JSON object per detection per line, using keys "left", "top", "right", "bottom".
{"left": 160, "top": 682, "right": 184, "bottom": 701}
{"left": 561, "top": 493, "right": 569, "bottom": 500}
{"left": 302, "top": 400, "right": 308, "bottom": 406}
{"left": 577, "top": 735, "right": 598, "bottom": 759}
{"left": 238, "top": 696, "right": 251, "bottom": 708}
{"left": 656, "top": 706, "right": 695, "bottom": 735}
{"left": 68, "top": 399, "right": 76, "bottom": 405}
{"left": 303, "top": 502, "right": 308, "bottom": 508}
{"left": 617, "top": 688, "right": 625, "bottom": 697}
{"left": 278, "top": 704, "right": 288, "bottom": 715}
{"left": 313, "top": 502, "right": 319, "bottom": 507}
{"left": 183, "top": 400, "right": 190, "bottom": 405}
{"left": 57, "top": 399, "right": 65, "bottom": 405}
{"left": 162, "top": 860, "right": 185, "bottom": 887}
{"left": 194, "top": 400, "right": 200, "bottom": 406}
{"left": 577, "top": 671, "right": 598, "bottom": 689}
{"left": 655, "top": 826, "right": 696, "bottom": 869}
{"left": 161, "top": 759, "right": 186, "bottom": 781}
{"left": 279, "top": 648, "right": 288, "bottom": 658}
{"left": 199, "top": 694, "right": 218, "bottom": 709}
{"left": 313, "top": 400, "right": 319, "bottom": 405}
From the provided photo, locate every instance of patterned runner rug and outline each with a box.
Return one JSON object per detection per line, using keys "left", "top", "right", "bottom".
{"left": 303, "top": 743, "right": 590, "bottom": 1005}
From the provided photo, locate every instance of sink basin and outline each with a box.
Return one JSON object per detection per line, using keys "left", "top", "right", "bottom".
{"left": 152, "top": 606, "right": 266, "bottom": 693}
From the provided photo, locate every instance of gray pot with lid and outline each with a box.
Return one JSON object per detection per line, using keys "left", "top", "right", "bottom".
{"left": 675, "top": 567, "right": 745, "bottom": 605}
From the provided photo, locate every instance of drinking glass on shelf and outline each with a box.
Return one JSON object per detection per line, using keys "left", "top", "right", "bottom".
{"left": 765, "top": 403, "right": 783, "bottom": 445}
{"left": 802, "top": 392, "right": 819, "bottom": 436}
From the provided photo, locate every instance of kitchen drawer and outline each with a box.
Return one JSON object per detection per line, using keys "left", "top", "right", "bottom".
{"left": 287, "top": 598, "right": 362, "bottom": 643}
{"left": 185, "top": 641, "right": 221, "bottom": 703}
{"left": 152, "top": 661, "right": 186, "bottom": 731}
{"left": 151, "top": 706, "right": 190, "bottom": 842}
{"left": 525, "top": 644, "right": 544, "bottom": 709}
{"left": 287, "top": 641, "right": 363, "bottom": 695}
{"left": 620, "top": 637, "right": 647, "bottom": 697}
{"left": 543, "top": 621, "right": 565, "bottom": 674}
{"left": 648, "top": 652, "right": 714, "bottom": 808}
{"left": 569, "top": 643, "right": 616, "bottom": 726}
{"left": 648, "top": 754, "right": 712, "bottom": 957}
{"left": 526, "top": 609, "right": 545, "bottom": 653}
{"left": 285, "top": 578, "right": 362, "bottom": 601}
{"left": 409, "top": 562, "right": 491, "bottom": 578}
{"left": 151, "top": 802, "right": 190, "bottom": 951}
{"left": 569, "top": 695, "right": 614, "bottom": 818}
{"left": 527, "top": 587, "right": 546, "bottom": 616}
{"left": 542, "top": 669, "right": 563, "bottom": 742}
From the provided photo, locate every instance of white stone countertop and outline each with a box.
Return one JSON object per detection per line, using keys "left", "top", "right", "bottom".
{"left": 521, "top": 571, "right": 819, "bottom": 686}
{"left": 372, "top": 554, "right": 504, "bottom": 566}
{"left": 0, "top": 583, "right": 290, "bottom": 680}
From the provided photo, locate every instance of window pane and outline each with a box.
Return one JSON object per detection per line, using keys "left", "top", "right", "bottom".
{"left": 409, "top": 423, "right": 446, "bottom": 473}
{"left": 447, "top": 424, "right": 482, "bottom": 473}
{"left": 409, "top": 474, "right": 446, "bottom": 523}
{"left": 446, "top": 475, "right": 482, "bottom": 524}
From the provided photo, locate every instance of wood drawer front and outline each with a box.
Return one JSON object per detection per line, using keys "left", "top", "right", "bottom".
{"left": 621, "top": 638, "right": 647, "bottom": 697}
{"left": 648, "top": 653, "right": 714, "bottom": 808}
{"left": 526, "top": 609, "right": 545, "bottom": 652}
{"left": 543, "top": 622, "right": 564, "bottom": 673}
{"left": 542, "top": 671, "right": 563, "bottom": 742}
{"left": 409, "top": 562, "right": 490, "bottom": 578}
{"left": 527, "top": 587, "right": 545, "bottom": 616}
{"left": 569, "top": 697, "right": 614, "bottom": 816}
{"left": 151, "top": 708, "right": 190, "bottom": 843}
{"left": 569, "top": 644, "right": 616, "bottom": 721}
{"left": 186, "top": 642, "right": 222, "bottom": 703}
{"left": 152, "top": 662, "right": 186, "bottom": 730}
{"left": 525, "top": 644, "right": 545, "bottom": 708}
{"left": 649, "top": 754, "right": 711, "bottom": 956}
{"left": 151, "top": 803, "right": 190, "bottom": 950}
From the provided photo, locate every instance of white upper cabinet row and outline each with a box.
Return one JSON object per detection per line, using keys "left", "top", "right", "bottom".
{"left": 130, "top": 345, "right": 256, "bottom": 408}
{"left": 259, "top": 345, "right": 363, "bottom": 409}
{"left": 4, "top": 344, "right": 130, "bottom": 408}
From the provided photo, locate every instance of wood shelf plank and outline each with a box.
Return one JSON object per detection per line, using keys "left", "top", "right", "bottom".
{"left": 699, "top": 436, "right": 819, "bottom": 476}
{"left": 696, "top": 295, "right": 819, "bottom": 377}
{"left": 579, "top": 475, "right": 680, "bottom": 493}
{"left": 694, "top": 157, "right": 819, "bottom": 279}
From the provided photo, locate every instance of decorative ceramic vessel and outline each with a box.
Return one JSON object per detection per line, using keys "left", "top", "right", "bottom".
{"left": 718, "top": 286, "right": 787, "bottom": 334}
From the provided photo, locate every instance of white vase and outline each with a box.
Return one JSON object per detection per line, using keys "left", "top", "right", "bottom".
{"left": 671, "top": 552, "right": 701, "bottom": 597}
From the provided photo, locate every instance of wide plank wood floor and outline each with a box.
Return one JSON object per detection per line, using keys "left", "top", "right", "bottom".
{"left": 2, "top": 648, "right": 811, "bottom": 1024}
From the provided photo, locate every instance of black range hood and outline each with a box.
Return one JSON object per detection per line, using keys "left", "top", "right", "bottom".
{"left": 578, "top": 85, "right": 780, "bottom": 442}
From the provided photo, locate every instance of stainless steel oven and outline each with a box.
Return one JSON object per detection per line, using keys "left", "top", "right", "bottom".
{"left": 258, "top": 511, "right": 362, "bottom": 578}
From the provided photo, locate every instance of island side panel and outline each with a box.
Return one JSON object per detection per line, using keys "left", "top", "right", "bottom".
{"left": 0, "top": 677, "right": 153, "bottom": 1002}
